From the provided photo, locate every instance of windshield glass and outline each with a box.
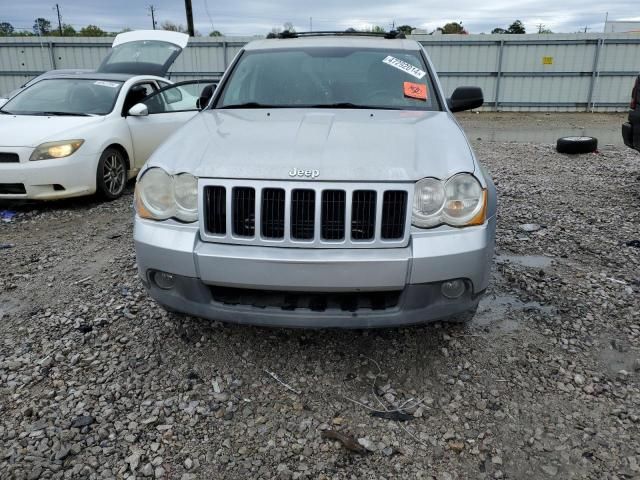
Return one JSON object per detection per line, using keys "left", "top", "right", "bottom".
{"left": 97, "top": 41, "right": 181, "bottom": 76}
{"left": 1, "top": 78, "right": 123, "bottom": 116}
{"left": 216, "top": 47, "right": 439, "bottom": 110}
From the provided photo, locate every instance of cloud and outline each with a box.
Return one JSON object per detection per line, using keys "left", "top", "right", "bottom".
{"left": 3, "top": 0, "right": 634, "bottom": 35}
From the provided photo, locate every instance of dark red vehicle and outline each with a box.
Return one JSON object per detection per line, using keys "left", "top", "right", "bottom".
{"left": 622, "top": 75, "right": 640, "bottom": 151}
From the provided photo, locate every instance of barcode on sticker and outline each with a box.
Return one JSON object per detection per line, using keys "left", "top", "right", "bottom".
{"left": 382, "top": 56, "right": 426, "bottom": 80}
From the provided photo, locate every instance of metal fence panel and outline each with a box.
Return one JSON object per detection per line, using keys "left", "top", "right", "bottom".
{"left": 0, "top": 33, "right": 638, "bottom": 111}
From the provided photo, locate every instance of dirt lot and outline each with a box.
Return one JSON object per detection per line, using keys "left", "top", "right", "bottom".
{"left": 1, "top": 113, "right": 639, "bottom": 479}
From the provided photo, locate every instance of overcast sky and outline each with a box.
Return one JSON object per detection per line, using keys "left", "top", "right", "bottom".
{"left": 3, "top": 0, "right": 640, "bottom": 35}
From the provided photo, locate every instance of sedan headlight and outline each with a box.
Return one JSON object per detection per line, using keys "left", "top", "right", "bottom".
{"left": 412, "top": 173, "right": 486, "bottom": 228}
{"left": 135, "top": 168, "right": 198, "bottom": 223}
{"left": 30, "top": 140, "right": 84, "bottom": 161}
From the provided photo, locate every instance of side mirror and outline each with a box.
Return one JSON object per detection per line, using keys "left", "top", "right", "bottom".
{"left": 164, "top": 88, "right": 183, "bottom": 105}
{"left": 447, "top": 87, "right": 483, "bottom": 113}
{"left": 128, "top": 103, "right": 148, "bottom": 117}
{"left": 197, "top": 84, "right": 216, "bottom": 110}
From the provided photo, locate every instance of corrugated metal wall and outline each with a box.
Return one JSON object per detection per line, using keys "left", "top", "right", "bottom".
{"left": 1, "top": 33, "right": 638, "bottom": 111}
{"left": 416, "top": 33, "right": 640, "bottom": 112}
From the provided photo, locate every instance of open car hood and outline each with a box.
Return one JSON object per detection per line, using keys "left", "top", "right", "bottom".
{"left": 96, "top": 30, "right": 189, "bottom": 77}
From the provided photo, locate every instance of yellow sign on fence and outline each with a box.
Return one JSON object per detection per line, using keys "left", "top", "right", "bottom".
{"left": 542, "top": 56, "right": 554, "bottom": 65}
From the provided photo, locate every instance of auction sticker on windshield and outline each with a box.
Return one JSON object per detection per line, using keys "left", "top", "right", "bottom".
{"left": 383, "top": 56, "right": 426, "bottom": 79}
{"left": 94, "top": 81, "right": 120, "bottom": 88}
{"left": 403, "top": 82, "right": 428, "bottom": 101}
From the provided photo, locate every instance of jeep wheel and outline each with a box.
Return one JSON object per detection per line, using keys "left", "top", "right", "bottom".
{"left": 97, "top": 148, "right": 127, "bottom": 200}
{"left": 556, "top": 136, "right": 598, "bottom": 154}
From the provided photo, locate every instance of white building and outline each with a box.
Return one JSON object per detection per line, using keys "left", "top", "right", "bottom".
{"left": 604, "top": 21, "right": 640, "bottom": 33}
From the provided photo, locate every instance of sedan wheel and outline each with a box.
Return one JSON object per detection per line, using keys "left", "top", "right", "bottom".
{"left": 97, "top": 148, "right": 127, "bottom": 200}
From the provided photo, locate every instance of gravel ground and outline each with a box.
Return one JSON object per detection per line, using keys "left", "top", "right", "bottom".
{"left": 1, "top": 115, "right": 639, "bottom": 479}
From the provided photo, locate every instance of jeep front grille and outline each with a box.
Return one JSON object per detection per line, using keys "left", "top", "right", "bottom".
{"left": 201, "top": 180, "right": 412, "bottom": 249}
{"left": 291, "top": 189, "right": 315, "bottom": 240}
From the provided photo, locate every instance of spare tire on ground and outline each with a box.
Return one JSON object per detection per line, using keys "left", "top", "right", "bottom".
{"left": 556, "top": 136, "right": 598, "bottom": 154}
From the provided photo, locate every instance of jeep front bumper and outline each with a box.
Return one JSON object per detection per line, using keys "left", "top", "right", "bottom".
{"left": 134, "top": 216, "right": 496, "bottom": 328}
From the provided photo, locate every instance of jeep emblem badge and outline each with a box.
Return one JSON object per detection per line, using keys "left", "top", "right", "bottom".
{"left": 288, "top": 168, "right": 320, "bottom": 179}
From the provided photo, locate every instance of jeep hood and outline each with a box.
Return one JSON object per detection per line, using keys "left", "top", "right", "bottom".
{"left": 149, "top": 109, "right": 475, "bottom": 182}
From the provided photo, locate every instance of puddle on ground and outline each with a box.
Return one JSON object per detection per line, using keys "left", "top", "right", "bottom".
{"left": 496, "top": 254, "right": 553, "bottom": 269}
{"left": 0, "top": 298, "right": 20, "bottom": 321}
{"left": 597, "top": 336, "right": 638, "bottom": 376}
{"left": 472, "top": 293, "right": 555, "bottom": 333}
{"left": 464, "top": 126, "right": 622, "bottom": 146}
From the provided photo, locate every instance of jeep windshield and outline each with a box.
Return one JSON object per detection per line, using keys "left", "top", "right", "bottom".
{"left": 216, "top": 47, "right": 439, "bottom": 111}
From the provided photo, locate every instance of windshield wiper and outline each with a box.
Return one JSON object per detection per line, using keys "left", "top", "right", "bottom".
{"left": 41, "top": 111, "right": 94, "bottom": 117}
{"left": 220, "top": 102, "right": 282, "bottom": 109}
{"left": 308, "top": 103, "right": 398, "bottom": 110}
{"left": 309, "top": 102, "right": 374, "bottom": 109}
{"left": 0, "top": 110, "right": 12, "bottom": 115}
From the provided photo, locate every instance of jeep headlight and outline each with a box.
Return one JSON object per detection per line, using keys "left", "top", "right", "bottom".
{"left": 412, "top": 173, "right": 486, "bottom": 228}
{"left": 30, "top": 140, "right": 84, "bottom": 160}
{"left": 412, "top": 178, "right": 445, "bottom": 227}
{"left": 135, "top": 168, "right": 198, "bottom": 222}
{"left": 173, "top": 173, "right": 198, "bottom": 222}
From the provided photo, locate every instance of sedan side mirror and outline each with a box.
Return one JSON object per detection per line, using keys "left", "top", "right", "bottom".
{"left": 128, "top": 103, "right": 149, "bottom": 117}
{"left": 447, "top": 87, "right": 483, "bottom": 113}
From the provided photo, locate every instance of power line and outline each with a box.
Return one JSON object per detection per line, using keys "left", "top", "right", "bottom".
{"left": 55, "top": 4, "right": 63, "bottom": 35}
{"left": 184, "top": 0, "right": 195, "bottom": 36}
{"left": 147, "top": 5, "right": 157, "bottom": 30}
{"left": 203, "top": 0, "right": 215, "bottom": 32}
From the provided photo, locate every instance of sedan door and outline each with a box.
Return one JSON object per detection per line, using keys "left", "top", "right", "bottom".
{"left": 125, "top": 80, "right": 218, "bottom": 166}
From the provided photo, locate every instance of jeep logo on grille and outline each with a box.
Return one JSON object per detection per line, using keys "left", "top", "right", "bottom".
{"left": 289, "top": 168, "right": 319, "bottom": 179}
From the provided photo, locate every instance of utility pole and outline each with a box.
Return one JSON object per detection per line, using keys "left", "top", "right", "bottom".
{"left": 55, "top": 4, "right": 63, "bottom": 36}
{"left": 184, "top": 0, "right": 195, "bottom": 36}
{"left": 537, "top": 23, "right": 544, "bottom": 34}
{"left": 148, "top": 5, "right": 157, "bottom": 29}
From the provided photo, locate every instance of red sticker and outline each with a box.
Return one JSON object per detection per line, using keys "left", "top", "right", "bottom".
{"left": 404, "top": 82, "right": 428, "bottom": 101}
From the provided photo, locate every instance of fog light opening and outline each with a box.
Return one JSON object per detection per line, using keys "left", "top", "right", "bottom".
{"left": 153, "top": 271, "right": 175, "bottom": 290}
{"left": 441, "top": 279, "right": 466, "bottom": 299}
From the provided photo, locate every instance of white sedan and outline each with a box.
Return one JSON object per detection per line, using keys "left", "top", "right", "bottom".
{"left": 0, "top": 30, "right": 217, "bottom": 200}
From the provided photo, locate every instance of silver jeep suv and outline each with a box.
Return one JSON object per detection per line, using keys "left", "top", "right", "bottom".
{"left": 133, "top": 32, "right": 497, "bottom": 328}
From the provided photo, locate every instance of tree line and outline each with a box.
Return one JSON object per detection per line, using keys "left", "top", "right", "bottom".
{"left": 0, "top": 18, "right": 553, "bottom": 37}
{"left": 0, "top": 18, "right": 224, "bottom": 37}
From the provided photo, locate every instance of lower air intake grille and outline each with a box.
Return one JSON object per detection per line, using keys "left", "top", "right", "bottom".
{"left": 0, "top": 153, "right": 19, "bottom": 163}
{"left": 210, "top": 286, "right": 401, "bottom": 312}
{"left": 0, "top": 183, "right": 26, "bottom": 194}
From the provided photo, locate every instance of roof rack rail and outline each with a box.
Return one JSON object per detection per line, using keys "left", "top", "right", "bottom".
{"left": 266, "top": 30, "right": 407, "bottom": 40}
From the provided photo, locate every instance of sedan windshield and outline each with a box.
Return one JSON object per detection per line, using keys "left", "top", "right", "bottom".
{"left": 216, "top": 47, "right": 439, "bottom": 110}
{"left": 0, "top": 78, "right": 123, "bottom": 116}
